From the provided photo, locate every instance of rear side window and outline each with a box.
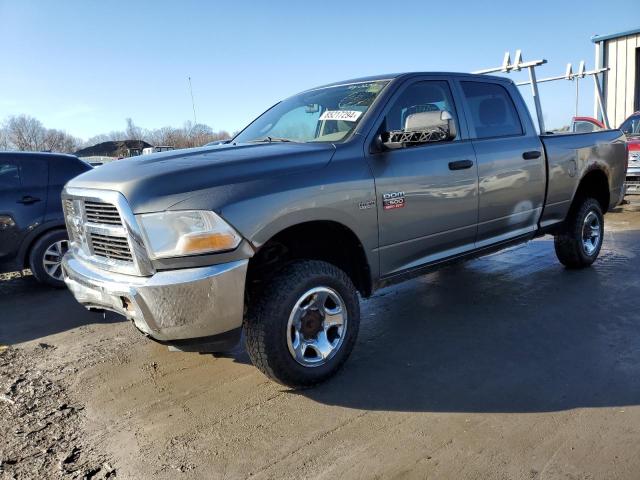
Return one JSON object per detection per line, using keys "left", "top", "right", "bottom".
{"left": 18, "top": 156, "right": 48, "bottom": 188}
{"left": 49, "top": 157, "right": 91, "bottom": 186}
{"left": 0, "top": 160, "right": 20, "bottom": 189}
{"left": 460, "top": 82, "right": 523, "bottom": 139}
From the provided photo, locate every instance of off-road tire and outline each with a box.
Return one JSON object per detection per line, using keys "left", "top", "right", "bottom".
{"left": 28, "top": 230, "right": 68, "bottom": 288}
{"left": 244, "top": 260, "right": 360, "bottom": 389}
{"left": 554, "top": 197, "right": 604, "bottom": 269}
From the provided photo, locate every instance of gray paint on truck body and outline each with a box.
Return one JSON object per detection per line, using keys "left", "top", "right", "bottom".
{"left": 66, "top": 72, "right": 627, "bottom": 294}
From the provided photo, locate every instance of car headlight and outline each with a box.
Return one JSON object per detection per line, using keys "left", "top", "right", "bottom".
{"left": 137, "top": 210, "right": 242, "bottom": 259}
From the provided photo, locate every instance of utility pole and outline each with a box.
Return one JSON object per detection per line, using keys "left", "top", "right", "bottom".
{"left": 188, "top": 76, "right": 197, "bottom": 125}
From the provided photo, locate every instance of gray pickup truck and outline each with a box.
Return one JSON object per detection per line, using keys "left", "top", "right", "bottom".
{"left": 62, "top": 72, "right": 627, "bottom": 388}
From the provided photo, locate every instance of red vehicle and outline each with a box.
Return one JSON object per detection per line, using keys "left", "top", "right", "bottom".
{"left": 621, "top": 112, "right": 640, "bottom": 193}
{"left": 570, "top": 114, "right": 640, "bottom": 194}
{"left": 570, "top": 116, "right": 605, "bottom": 133}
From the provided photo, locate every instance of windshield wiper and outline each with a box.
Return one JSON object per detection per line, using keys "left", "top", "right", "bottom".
{"left": 249, "top": 136, "right": 293, "bottom": 143}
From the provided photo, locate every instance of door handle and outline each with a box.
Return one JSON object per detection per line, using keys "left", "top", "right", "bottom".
{"left": 522, "top": 150, "right": 542, "bottom": 160}
{"left": 17, "top": 195, "right": 41, "bottom": 205}
{"left": 448, "top": 160, "right": 474, "bottom": 170}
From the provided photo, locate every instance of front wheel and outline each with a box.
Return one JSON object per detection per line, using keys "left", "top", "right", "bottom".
{"left": 554, "top": 197, "right": 604, "bottom": 269}
{"left": 244, "top": 260, "right": 360, "bottom": 388}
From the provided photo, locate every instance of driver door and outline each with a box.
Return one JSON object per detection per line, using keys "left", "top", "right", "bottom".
{"left": 366, "top": 79, "right": 479, "bottom": 277}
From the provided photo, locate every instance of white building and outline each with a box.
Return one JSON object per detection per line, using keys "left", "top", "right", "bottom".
{"left": 593, "top": 28, "right": 640, "bottom": 128}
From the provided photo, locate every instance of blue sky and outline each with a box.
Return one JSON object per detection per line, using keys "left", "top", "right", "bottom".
{"left": 0, "top": 0, "right": 637, "bottom": 139}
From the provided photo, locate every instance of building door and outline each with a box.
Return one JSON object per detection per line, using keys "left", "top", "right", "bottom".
{"left": 635, "top": 47, "right": 640, "bottom": 112}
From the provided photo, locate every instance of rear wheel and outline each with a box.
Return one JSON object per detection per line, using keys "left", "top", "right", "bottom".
{"left": 29, "top": 230, "right": 69, "bottom": 288}
{"left": 554, "top": 197, "right": 604, "bottom": 268}
{"left": 244, "top": 260, "right": 360, "bottom": 388}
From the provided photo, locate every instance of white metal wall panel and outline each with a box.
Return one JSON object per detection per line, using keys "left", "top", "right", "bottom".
{"left": 616, "top": 38, "right": 627, "bottom": 127}
{"left": 604, "top": 33, "right": 640, "bottom": 127}
{"left": 606, "top": 39, "right": 618, "bottom": 125}
{"left": 627, "top": 35, "right": 638, "bottom": 116}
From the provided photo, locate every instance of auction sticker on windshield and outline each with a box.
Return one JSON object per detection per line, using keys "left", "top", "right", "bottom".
{"left": 319, "top": 110, "right": 363, "bottom": 122}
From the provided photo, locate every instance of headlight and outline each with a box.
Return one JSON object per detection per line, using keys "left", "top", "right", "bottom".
{"left": 137, "top": 210, "right": 242, "bottom": 259}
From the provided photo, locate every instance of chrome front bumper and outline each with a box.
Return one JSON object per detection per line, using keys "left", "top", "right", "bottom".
{"left": 62, "top": 254, "right": 248, "bottom": 342}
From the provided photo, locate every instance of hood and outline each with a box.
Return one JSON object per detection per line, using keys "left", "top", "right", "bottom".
{"left": 67, "top": 142, "right": 336, "bottom": 213}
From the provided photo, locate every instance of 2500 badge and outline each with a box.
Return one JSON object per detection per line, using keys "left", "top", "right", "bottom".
{"left": 383, "top": 191, "right": 405, "bottom": 210}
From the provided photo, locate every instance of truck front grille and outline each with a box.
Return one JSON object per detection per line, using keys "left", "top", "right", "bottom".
{"left": 90, "top": 233, "right": 134, "bottom": 261}
{"left": 62, "top": 190, "right": 148, "bottom": 275}
{"left": 84, "top": 201, "right": 123, "bottom": 225}
{"left": 82, "top": 200, "right": 133, "bottom": 262}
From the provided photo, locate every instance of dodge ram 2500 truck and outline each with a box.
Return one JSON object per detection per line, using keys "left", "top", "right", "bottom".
{"left": 61, "top": 72, "right": 627, "bottom": 388}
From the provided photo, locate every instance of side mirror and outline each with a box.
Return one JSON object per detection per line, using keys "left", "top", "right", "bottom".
{"left": 383, "top": 110, "right": 457, "bottom": 150}
{"left": 370, "top": 133, "right": 385, "bottom": 153}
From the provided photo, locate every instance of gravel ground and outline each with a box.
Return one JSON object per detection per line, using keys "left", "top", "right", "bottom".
{"left": 0, "top": 345, "right": 116, "bottom": 479}
{"left": 1, "top": 200, "right": 640, "bottom": 479}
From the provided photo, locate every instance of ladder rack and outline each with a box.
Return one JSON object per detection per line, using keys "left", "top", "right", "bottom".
{"left": 473, "top": 50, "right": 610, "bottom": 132}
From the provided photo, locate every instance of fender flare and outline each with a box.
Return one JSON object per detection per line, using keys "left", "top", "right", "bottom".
{"left": 17, "top": 219, "right": 67, "bottom": 269}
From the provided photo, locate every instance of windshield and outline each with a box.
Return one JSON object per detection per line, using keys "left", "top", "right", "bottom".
{"left": 233, "top": 81, "right": 389, "bottom": 144}
{"left": 620, "top": 114, "right": 640, "bottom": 137}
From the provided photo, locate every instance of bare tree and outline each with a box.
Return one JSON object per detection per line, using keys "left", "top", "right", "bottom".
{"left": 125, "top": 118, "right": 142, "bottom": 140}
{"left": 1, "top": 115, "right": 232, "bottom": 153}
{"left": 5, "top": 115, "right": 46, "bottom": 151}
{"left": 1, "top": 115, "right": 81, "bottom": 153}
{"left": 140, "top": 122, "right": 230, "bottom": 149}
{"left": 144, "top": 126, "right": 175, "bottom": 146}
{"left": 43, "top": 129, "right": 81, "bottom": 153}
{"left": 0, "top": 128, "right": 9, "bottom": 151}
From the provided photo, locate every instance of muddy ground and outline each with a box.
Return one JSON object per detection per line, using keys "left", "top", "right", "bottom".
{"left": 2, "top": 200, "right": 640, "bottom": 479}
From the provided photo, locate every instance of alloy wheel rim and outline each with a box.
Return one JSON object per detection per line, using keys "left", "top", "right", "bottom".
{"left": 286, "top": 286, "right": 347, "bottom": 367}
{"left": 42, "top": 240, "right": 69, "bottom": 281}
{"left": 581, "top": 211, "right": 601, "bottom": 256}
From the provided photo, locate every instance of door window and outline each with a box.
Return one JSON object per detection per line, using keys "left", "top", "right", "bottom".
{"left": 0, "top": 161, "right": 20, "bottom": 189}
{"left": 18, "top": 157, "right": 48, "bottom": 188}
{"left": 460, "top": 81, "right": 523, "bottom": 139}
{"left": 384, "top": 80, "right": 459, "bottom": 139}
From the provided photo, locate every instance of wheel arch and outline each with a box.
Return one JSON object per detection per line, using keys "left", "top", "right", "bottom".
{"left": 246, "top": 220, "right": 373, "bottom": 298}
{"left": 20, "top": 222, "right": 68, "bottom": 269}
{"left": 572, "top": 168, "right": 610, "bottom": 214}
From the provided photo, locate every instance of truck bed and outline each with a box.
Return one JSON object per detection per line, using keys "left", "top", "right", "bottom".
{"left": 539, "top": 130, "right": 627, "bottom": 229}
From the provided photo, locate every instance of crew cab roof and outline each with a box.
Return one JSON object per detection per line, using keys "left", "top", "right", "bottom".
{"left": 307, "top": 72, "right": 512, "bottom": 91}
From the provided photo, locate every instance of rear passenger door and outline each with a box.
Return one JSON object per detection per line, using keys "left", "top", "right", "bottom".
{"left": 16, "top": 155, "right": 49, "bottom": 224}
{"left": 0, "top": 156, "right": 47, "bottom": 265}
{"left": 456, "top": 79, "right": 546, "bottom": 247}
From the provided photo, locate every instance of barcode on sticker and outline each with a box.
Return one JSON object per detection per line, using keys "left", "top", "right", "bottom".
{"left": 319, "top": 110, "right": 362, "bottom": 122}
